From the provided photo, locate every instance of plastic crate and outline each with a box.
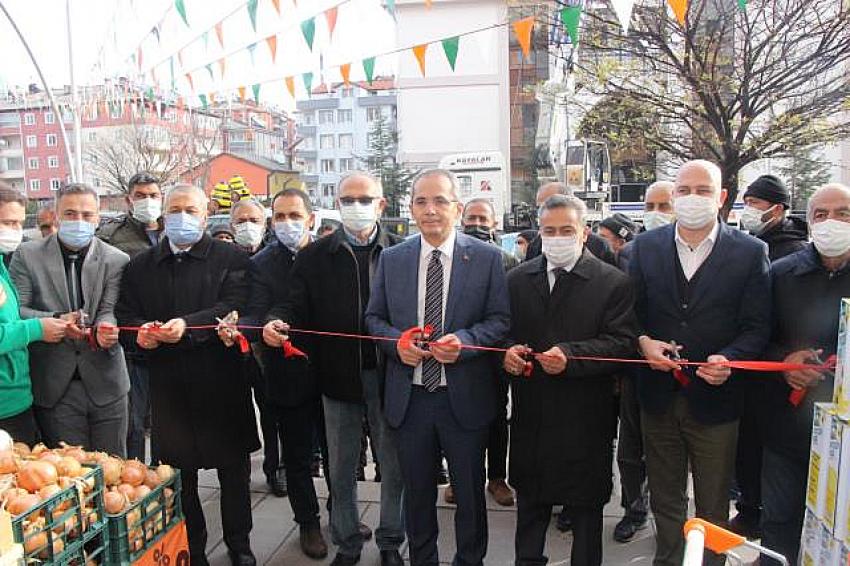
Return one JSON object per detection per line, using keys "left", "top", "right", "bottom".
{"left": 105, "top": 470, "right": 183, "bottom": 566}
{"left": 11, "top": 464, "right": 108, "bottom": 565}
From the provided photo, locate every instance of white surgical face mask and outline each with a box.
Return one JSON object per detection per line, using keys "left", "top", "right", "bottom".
{"left": 541, "top": 235, "right": 582, "bottom": 268}
{"left": 739, "top": 205, "right": 777, "bottom": 235}
{"left": 0, "top": 227, "right": 23, "bottom": 253}
{"left": 274, "top": 221, "right": 306, "bottom": 251}
{"left": 340, "top": 202, "right": 377, "bottom": 233}
{"left": 132, "top": 198, "right": 162, "bottom": 224}
{"left": 673, "top": 194, "right": 718, "bottom": 230}
{"left": 233, "top": 221, "right": 264, "bottom": 248}
{"left": 643, "top": 211, "right": 674, "bottom": 231}
{"left": 812, "top": 219, "right": 850, "bottom": 258}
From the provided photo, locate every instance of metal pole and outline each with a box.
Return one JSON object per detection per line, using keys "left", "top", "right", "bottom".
{"left": 0, "top": 0, "right": 77, "bottom": 182}
{"left": 66, "top": 0, "right": 83, "bottom": 181}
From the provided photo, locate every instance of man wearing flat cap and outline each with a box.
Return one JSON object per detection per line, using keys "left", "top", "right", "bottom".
{"left": 740, "top": 175, "right": 808, "bottom": 262}
{"left": 731, "top": 174, "right": 810, "bottom": 538}
{"left": 597, "top": 213, "right": 638, "bottom": 271}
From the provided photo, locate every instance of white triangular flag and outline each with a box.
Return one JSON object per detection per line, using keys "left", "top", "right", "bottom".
{"left": 610, "top": 0, "right": 635, "bottom": 33}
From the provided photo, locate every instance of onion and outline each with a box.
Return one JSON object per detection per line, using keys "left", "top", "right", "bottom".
{"left": 102, "top": 458, "right": 122, "bottom": 486}
{"left": 38, "top": 484, "right": 61, "bottom": 501}
{"left": 155, "top": 464, "right": 174, "bottom": 484}
{"left": 143, "top": 470, "right": 161, "bottom": 489}
{"left": 134, "top": 485, "right": 151, "bottom": 502}
{"left": 0, "top": 449, "right": 18, "bottom": 474}
{"left": 7, "top": 492, "right": 41, "bottom": 515}
{"left": 56, "top": 457, "right": 83, "bottom": 478}
{"left": 37, "top": 452, "right": 62, "bottom": 465}
{"left": 17, "top": 461, "right": 58, "bottom": 493}
{"left": 104, "top": 491, "right": 126, "bottom": 514}
{"left": 117, "top": 483, "right": 135, "bottom": 501}
{"left": 23, "top": 525, "right": 47, "bottom": 554}
{"left": 120, "top": 465, "right": 145, "bottom": 487}
{"left": 1, "top": 487, "right": 28, "bottom": 504}
{"left": 30, "top": 443, "right": 48, "bottom": 456}
{"left": 13, "top": 442, "right": 31, "bottom": 456}
{"left": 62, "top": 447, "right": 87, "bottom": 463}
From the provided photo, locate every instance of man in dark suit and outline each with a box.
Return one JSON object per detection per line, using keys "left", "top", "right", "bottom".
{"left": 629, "top": 160, "right": 771, "bottom": 566}
{"left": 365, "top": 169, "right": 510, "bottom": 566}
{"left": 504, "top": 194, "right": 639, "bottom": 566}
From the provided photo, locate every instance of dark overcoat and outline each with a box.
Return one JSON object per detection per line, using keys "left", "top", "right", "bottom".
{"left": 506, "top": 251, "right": 639, "bottom": 505}
{"left": 115, "top": 234, "right": 260, "bottom": 470}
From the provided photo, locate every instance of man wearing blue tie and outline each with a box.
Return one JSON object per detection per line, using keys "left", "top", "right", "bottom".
{"left": 366, "top": 169, "right": 510, "bottom": 566}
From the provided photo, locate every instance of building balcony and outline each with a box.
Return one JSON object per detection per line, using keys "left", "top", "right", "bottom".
{"left": 357, "top": 95, "right": 396, "bottom": 108}
{"left": 297, "top": 124, "right": 316, "bottom": 136}
{"left": 0, "top": 147, "right": 23, "bottom": 158}
{"left": 296, "top": 149, "right": 317, "bottom": 160}
{"left": 300, "top": 173, "right": 319, "bottom": 184}
{"left": 296, "top": 99, "right": 340, "bottom": 111}
{"left": 0, "top": 169, "right": 24, "bottom": 180}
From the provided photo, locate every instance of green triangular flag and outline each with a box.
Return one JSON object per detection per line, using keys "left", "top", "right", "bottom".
{"left": 362, "top": 57, "right": 375, "bottom": 84}
{"left": 145, "top": 87, "right": 155, "bottom": 101}
{"left": 175, "top": 0, "right": 189, "bottom": 27}
{"left": 560, "top": 6, "right": 582, "bottom": 45}
{"left": 385, "top": 0, "right": 396, "bottom": 15}
{"left": 199, "top": 93, "right": 208, "bottom": 109}
{"left": 252, "top": 83, "right": 261, "bottom": 103}
{"left": 205, "top": 64, "right": 214, "bottom": 80}
{"left": 247, "top": 0, "right": 259, "bottom": 31}
{"left": 442, "top": 36, "right": 459, "bottom": 71}
{"left": 301, "top": 18, "right": 316, "bottom": 51}
{"left": 202, "top": 31, "right": 209, "bottom": 50}
{"left": 247, "top": 42, "right": 257, "bottom": 65}
{"left": 302, "top": 72, "right": 314, "bottom": 97}
{"left": 737, "top": 0, "right": 746, "bottom": 10}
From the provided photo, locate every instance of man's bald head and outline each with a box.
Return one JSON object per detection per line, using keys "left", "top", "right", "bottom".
{"left": 808, "top": 183, "right": 850, "bottom": 224}
{"left": 645, "top": 181, "right": 674, "bottom": 213}
{"left": 338, "top": 171, "right": 383, "bottom": 199}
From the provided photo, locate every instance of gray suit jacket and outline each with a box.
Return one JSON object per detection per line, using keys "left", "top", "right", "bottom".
{"left": 10, "top": 235, "right": 131, "bottom": 408}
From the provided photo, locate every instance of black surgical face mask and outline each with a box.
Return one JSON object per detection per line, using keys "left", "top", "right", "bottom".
{"left": 463, "top": 225, "right": 493, "bottom": 242}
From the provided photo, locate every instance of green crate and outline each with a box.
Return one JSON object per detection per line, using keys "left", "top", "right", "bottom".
{"left": 11, "top": 464, "right": 109, "bottom": 565}
{"left": 105, "top": 470, "right": 183, "bottom": 566}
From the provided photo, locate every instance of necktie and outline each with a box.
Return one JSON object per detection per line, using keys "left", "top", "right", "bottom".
{"left": 67, "top": 253, "right": 81, "bottom": 311}
{"left": 551, "top": 267, "right": 567, "bottom": 295}
{"left": 422, "top": 249, "right": 444, "bottom": 392}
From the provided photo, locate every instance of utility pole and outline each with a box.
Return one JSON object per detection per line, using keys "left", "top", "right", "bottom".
{"left": 66, "top": 0, "right": 83, "bottom": 181}
{"left": 0, "top": 0, "right": 77, "bottom": 181}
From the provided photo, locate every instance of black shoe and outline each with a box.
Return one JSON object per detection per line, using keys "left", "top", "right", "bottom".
{"left": 227, "top": 550, "right": 257, "bottom": 566}
{"left": 330, "top": 552, "right": 360, "bottom": 566}
{"left": 356, "top": 468, "right": 366, "bottom": 482}
{"left": 359, "top": 522, "right": 373, "bottom": 541}
{"left": 311, "top": 457, "right": 322, "bottom": 478}
{"left": 555, "top": 509, "right": 572, "bottom": 532}
{"left": 374, "top": 470, "right": 382, "bottom": 483}
{"left": 380, "top": 549, "right": 404, "bottom": 566}
{"left": 299, "top": 526, "right": 329, "bottom": 559}
{"left": 729, "top": 511, "right": 761, "bottom": 539}
{"left": 266, "top": 470, "right": 288, "bottom": 498}
{"left": 613, "top": 515, "right": 647, "bottom": 543}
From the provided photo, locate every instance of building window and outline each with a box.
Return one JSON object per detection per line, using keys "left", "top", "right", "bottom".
{"left": 44, "top": 112, "right": 55, "bottom": 124}
{"left": 319, "top": 134, "right": 334, "bottom": 150}
{"left": 301, "top": 112, "right": 314, "bottom": 125}
{"left": 321, "top": 159, "right": 335, "bottom": 173}
{"left": 337, "top": 109, "right": 352, "bottom": 123}
{"left": 29, "top": 179, "right": 41, "bottom": 192}
{"left": 110, "top": 104, "right": 122, "bottom": 119}
{"left": 338, "top": 134, "right": 353, "bottom": 149}
{"left": 366, "top": 107, "right": 382, "bottom": 122}
{"left": 301, "top": 137, "right": 315, "bottom": 150}
{"left": 50, "top": 178, "right": 61, "bottom": 191}
{"left": 318, "top": 110, "right": 334, "bottom": 125}
{"left": 26, "top": 135, "right": 37, "bottom": 148}
{"left": 340, "top": 88, "right": 353, "bottom": 98}
{"left": 339, "top": 158, "right": 354, "bottom": 172}
{"left": 24, "top": 113, "right": 35, "bottom": 126}
{"left": 87, "top": 132, "right": 97, "bottom": 142}
{"left": 47, "top": 156, "right": 59, "bottom": 168}
{"left": 321, "top": 183, "right": 335, "bottom": 197}
{"left": 27, "top": 158, "right": 39, "bottom": 170}
{"left": 46, "top": 134, "right": 57, "bottom": 147}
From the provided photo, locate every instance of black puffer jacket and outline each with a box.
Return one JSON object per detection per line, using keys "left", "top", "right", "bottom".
{"left": 759, "top": 216, "right": 809, "bottom": 262}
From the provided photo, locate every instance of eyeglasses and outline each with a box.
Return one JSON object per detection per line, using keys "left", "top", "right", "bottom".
{"left": 339, "top": 196, "right": 378, "bottom": 206}
{"left": 411, "top": 197, "right": 457, "bottom": 209}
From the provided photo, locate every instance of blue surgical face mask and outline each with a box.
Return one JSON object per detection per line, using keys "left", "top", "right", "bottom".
{"left": 58, "top": 220, "right": 95, "bottom": 249}
{"left": 274, "top": 221, "right": 306, "bottom": 252}
{"left": 165, "top": 212, "right": 203, "bottom": 246}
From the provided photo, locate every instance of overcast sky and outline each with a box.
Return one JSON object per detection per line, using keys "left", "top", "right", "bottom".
{"left": 0, "top": 0, "right": 398, "bottom": 109}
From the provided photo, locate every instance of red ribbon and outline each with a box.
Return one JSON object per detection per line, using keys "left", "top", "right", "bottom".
{"left": 282, "top": 341, "right": 308, "bottom": 359}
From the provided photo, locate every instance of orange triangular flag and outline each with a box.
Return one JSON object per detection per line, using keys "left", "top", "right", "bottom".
{"left": 271, "top": 0, "right": 281, "bottom": 14}
{"left": 512, "top": 17, "right": 534, "bottom": 60}
{"left": 668, "top": 0, "right": 687, "bottom": 24}
{"left": 177, "top": 48, "right": 185, "bottom": 68}
{"left": 340, "top": 63, "right": 351, "bottom": 86}
{"left": 425, "top": 0, "right": 432, "bottom": 7}
{"left": 325, "top": 7, "right": 339, "bottom": 38}
{"left": 176, "top": 96, "right": 184, "bottom": 111}
{"left": 185, "top": 73, "right": 194, "bottom": 92}
{"left": 238, "top": 86, "right": 246, "bottom": 102}
{"left": 218, "top": 57, "right": 226, "bottom": 78}
{"left": 285, "top": 76, "right": 295, "bottom": 98}
{"left": 266, "top": 35, "right": 278, "bottom": 62}
{"left": 413, "top": 44, "right": 428, "bottom": 76}
{"left": 215, "top": 21, "right": 224, "bottom": 48}
{"left": 209, "top": 92, "right": 217, "bottom": 105}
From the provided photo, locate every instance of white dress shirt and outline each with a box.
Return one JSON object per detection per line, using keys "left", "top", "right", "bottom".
{"left": 546, "top": 256, "right": 580, "bottom": 291}
{"left": 675, "top": 221, "right": 719, "bottom": 280}
{"left": 413, "top": 231, "right": 456, "bottom": 386}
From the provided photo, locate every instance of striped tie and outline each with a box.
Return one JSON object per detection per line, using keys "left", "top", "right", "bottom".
{"left": 422, "top": 249, "right": 444, "bottom": 392}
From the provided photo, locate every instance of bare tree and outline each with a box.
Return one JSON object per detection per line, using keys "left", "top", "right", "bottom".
{"left": 563, "top": 0, "right": 850, "bottom": 214}
{"left": 86, "top": 109, "right": 221, "bottom": 194}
